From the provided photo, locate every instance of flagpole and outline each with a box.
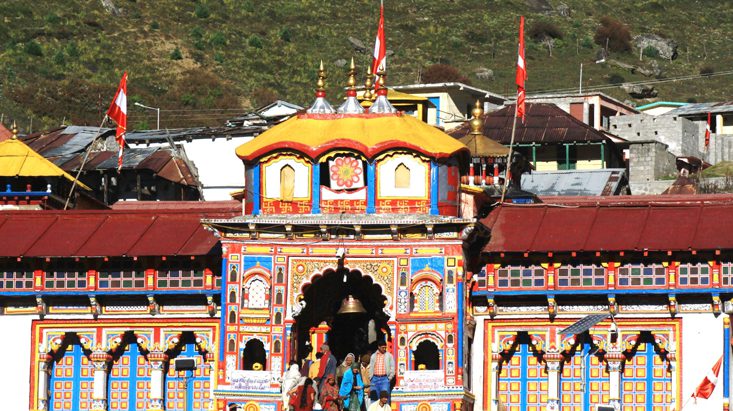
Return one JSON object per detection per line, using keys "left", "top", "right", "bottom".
{"left": 63, "top": 115, "right": 108, "bottom": 210}
{"left": 500, "top": 103, "right": 519, "bottom": 204}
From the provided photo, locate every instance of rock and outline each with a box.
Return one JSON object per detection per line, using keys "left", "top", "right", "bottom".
{"left": 607, "top": 59, "right": 661, "bottom": 77}
{"left": 474, "top": 67, "right": 494, "bottom": 81}
{"left": 622, "top": 83, "right": 658, "bottom": 99}
{"left": 347, "top": 36, "right": 368, "bottom": 54}
{"left": 526, "top": 0, "right": 553, "bottom": 14}
{"left": 634, "top": 34, "right": 678, "bottom": 60}
{"left": 99, "top": 0, "right": 121, "bottom": 15}
{"left": 334, "top": 59, "right": 348, "bottom": 68}
{"left": 556, "top": 3, "right": 571, "bottom": 17}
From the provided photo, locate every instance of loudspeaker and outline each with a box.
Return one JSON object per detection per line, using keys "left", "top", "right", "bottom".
{"left": 173, "top": 357, "right": 196, "bottom": 371}
{"left": 596, "top": 406, "right": 615, "bottom": 411}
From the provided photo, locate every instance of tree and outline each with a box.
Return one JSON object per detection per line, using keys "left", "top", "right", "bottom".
{"left": 421, "top": 64, "right": 471, "bottom": 84}
{"left": 528, "top": 21, "right": 563, "bottom": 56}
{"left": 594, "top": 16, "right": 632, "bottom": 53}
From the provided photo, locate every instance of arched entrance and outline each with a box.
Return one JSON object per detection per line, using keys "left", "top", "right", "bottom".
{"left": 242, "top": 338, "right": 266, "bottom": 370}
{"left": 294, "top": 266, "right": 390, "bottom": 362}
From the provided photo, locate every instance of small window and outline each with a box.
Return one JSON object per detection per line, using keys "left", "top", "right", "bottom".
{"left": 274, "top": 312, "right": 282, "bottom": 324}
{"left": 229, "top": 265, "right": 238, "bottom": 282}
{"left": 228, "top": 310, "right": 237, "bottom": 324}
{"left": 280, "top": 165, "right": 295, "bottom": 201}
{"left": 395, "top": 163, "right": 410, "bottom": 189}
{"left": 413, "top": 340, "right": 440, "bottom": 370}
{"left": 275, "top": 291, "right": 283, "bottom": 305}
{"left": 274, "top": 340, "right": 282, "bottom": 353}
{"left": 228, "top": 339, "right": 236, "bottom": 352}
{"left": 276, "top": 268, "right": 284, "bottom": 284}
{"left": 229, "top": 290, "right": 237, "bottom": 304}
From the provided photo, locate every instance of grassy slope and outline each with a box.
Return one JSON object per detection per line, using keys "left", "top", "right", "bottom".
{"left": 0, "top": 0, "right": 731, "bottom": 132}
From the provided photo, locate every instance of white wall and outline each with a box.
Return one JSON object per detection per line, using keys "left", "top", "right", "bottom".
{"left": 0, "top": 315, "right": 33, "bottom": 411}
{"left": 680, "top": 313, "right": 724, "bottom": 409}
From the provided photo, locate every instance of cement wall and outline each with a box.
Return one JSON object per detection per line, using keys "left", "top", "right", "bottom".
{"left": 628, "top": 141, "right": 677, "bottom": 184}
{"left": 0, "top": 315, "right": 33, "bottom": 411}
{"left": 610, "top": 113, "right": 700, "bottom": 157}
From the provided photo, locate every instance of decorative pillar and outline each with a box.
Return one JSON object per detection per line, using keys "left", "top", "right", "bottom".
{"left": 544, "top": 352, "right": 563, "bottom": 411}
{"left": 490, "top": 343, "right": 501, "bottom": 411}
{"left": 311, "top": 162, "right": 321, "bottom": 213}
{"left": 148, "top": 351, "right": 168, "bottom": 411}
{"left": 606, "top": 352, "right": 624, "bottom": 410}
{"left": 366, "top": 162, "right": 376, "bottom": 214}
{"left": 724, "top": 316, "right": 730, "bottom": 411}
{"left": 90, "top": 351, "right": 111, "bottom": 411}
{"left": 36, "top": 354, "right": 52, "bottom": 411}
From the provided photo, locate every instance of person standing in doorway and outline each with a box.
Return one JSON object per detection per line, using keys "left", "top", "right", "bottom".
{"left": 368, "top": 340, "right": 394, "bottom": 404}
{"left": 316, "top": 344, "right": 337, "bottom": 392}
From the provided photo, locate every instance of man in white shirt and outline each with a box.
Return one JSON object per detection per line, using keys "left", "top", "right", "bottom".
{"left": 367, "top": 391, "right": 390, "bottom": 411}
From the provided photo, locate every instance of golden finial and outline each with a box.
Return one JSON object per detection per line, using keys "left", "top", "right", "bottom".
{"left": 469, "top": 100, "right": 484, "bottom": 135}
{"left": 347, "top": 57, "right": 357, "bottom": 90}
{"left": 375, "top": 68, "right": 387, "bottom": 96}
{"left": 364, "top": 66, "right": 374, "bottom": 101}
{"left": 11, "top": 121, "right": 18, "bottom": 140}
{"left": 316, "top": 60, "right": 326, "bottom": 93}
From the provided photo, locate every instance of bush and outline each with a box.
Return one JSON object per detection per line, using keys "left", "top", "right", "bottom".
{"left": 421, "top": 64, "right": 471, "bottom": 85}
{"left": 209, "top": 32, "right": 226, "bottom": 47}
{"left": 190, "top": 26, "right": 203, "bottom": 40}
{"left": 248, "top": 34, "right": 263, "bottom": 49}
{"left": 608, "top": 73, "right": 625, "bottom": 85}
{"left": 53, "top": 50, "right": 66, "bottom": 66}
{"left": 594, "top": 16, "right": 631, "bottom": 53}
{"left": 194, "top": 3, "right": 210, "bottom": 19}
{"left": 528, "top": 21, "right": 563, "bottom": 41}
{"left": 24, "top": 40, "right": 43, "bottom": 56}
{"left": 170, "top": 47, "right": 183, "bottom": 60}
{"left": 700, "top": 65, "right": 715, "bottom": 76}
{"left": 45, "top": 13, "right": 61, "bottom": 24}
{"left": 149, "top": 21, "right": 159, "bottom": 30}
{"left": 278, "top": 27, "right": 292, "bottom": 42}
{"left": 642, "top": 46, "right": 659, "bottom": 58}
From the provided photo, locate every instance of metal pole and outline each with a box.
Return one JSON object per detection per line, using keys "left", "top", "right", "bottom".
{"left": 579, "top": 63, "right": 583, "bottom": 95}
{"left": 156, "top": 107, "right": 160, "bottom": 130}
{"left": 64, "top": 116, "right": 108, "bottom": 209}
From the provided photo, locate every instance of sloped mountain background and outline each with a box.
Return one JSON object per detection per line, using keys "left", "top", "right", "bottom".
{"left": 0, "top": 0, "right": 731, "bottom": 132}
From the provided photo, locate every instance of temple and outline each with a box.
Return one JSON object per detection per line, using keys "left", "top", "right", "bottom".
{"left": 1, "top": 61, "right": 733, "bottom": 411}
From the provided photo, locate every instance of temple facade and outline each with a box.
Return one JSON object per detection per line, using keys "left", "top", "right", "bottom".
{"left": 209, "top": 66, "right": 475, "bottom": 411}
{"left": 470, "top": 196, "right": 733, "bottom": 411}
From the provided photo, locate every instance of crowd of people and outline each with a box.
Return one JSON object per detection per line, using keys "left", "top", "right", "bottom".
{"left": 281, "top": 340, "right": 395, "bottom": 411}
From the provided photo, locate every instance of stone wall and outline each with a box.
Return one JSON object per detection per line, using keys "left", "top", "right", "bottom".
{"left": 628, "top": 140, "right": 677, "bottom": 184}
{"left": 610, "top": 113, "right": 700, "bottom": 157}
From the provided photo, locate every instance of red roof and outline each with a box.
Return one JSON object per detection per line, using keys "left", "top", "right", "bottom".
{"left": 0, "top": 202, "right": 239, "bottom": 257}
{"left": 481, "top": 195, "right": 733, "bottom": 253}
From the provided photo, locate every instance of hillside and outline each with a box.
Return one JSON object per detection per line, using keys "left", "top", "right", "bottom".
{"left": 1, "top": 0, "right": 732, "bottom": 132}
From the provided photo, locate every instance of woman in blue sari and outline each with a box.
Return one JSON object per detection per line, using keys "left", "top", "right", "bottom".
{"left": 339, "top": 362, "right": 364, "bottom": 411}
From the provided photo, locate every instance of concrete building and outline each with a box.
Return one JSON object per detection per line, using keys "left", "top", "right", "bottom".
{"left": 391, "top": 83, "right": 506, "bottom": 130}
{"left": 526, "top": 92, "right": 639, "bottom": 131}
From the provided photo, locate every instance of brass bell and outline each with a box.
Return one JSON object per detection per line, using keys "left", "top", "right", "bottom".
{"left": 336, "top": 295, "right": 366, "bottom": 315}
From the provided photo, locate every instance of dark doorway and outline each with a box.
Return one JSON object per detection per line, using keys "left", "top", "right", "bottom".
{"left": 242, "top": 338, "right": 266, "bottom": 370}
{"left": 294, "top": 267, "right": 390, "bottom": 363}
{"left": 413, "top": 340, "right": 440, "bottom": 370}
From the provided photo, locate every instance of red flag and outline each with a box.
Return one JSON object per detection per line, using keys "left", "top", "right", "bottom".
{"left": 705, "top": 112, "right": 712, "bottom": 148}
{"left": 371, "top": 0, "right": 386, "bottom": 90}
{"left": 106, "top": 72, "right": 128, "bottom": 170}
{"left": 515, "top": 16, "right": 527, "bottom": 122}
{"left": 693, "top": 355, "right": 722, "bottom": 400}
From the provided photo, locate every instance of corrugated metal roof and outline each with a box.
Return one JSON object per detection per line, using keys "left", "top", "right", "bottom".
{"left": 125, "top": 125, "right": 265, "bottom": 143}
{"left": 521, "top": 169, "right": 626, "bottom": 196}
{"left": 450, "top": 103, "right": 610, "bottom": 144}
{"left": 481, "top": 196, "right": 733, "bottom": 253}
{"left": 664, "top": 102, "right": 733, "bottom": 116}
{"left": 0, "top": 204, "right": 238, "bottom": 257}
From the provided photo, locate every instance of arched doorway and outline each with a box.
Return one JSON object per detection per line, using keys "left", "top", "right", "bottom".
{"left": 413, "top": 340, "right": 440, "bottom": 370}
{"left": 242, "top": 338, "right": 266, "bottom": 370}
{"left": 294, "top": 267, "right": 390, "bottom": 362}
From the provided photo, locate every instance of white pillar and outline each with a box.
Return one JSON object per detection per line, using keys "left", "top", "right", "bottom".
{"left": 148, "top": 351, "right": 168, "bottom": 410}
{"left": 545, "top": 355, "right": 562, "bottom": 411}
{"left": 90, "top": 351, "right": 111, "bottom": 411}
{"left": 36, "top": 356, "right": 51, "bottom": 411}
{"left": 490, "top": 347, "right": 500, "bottom": 411}
{"left": 607, "top": 354, "right": 624, "bottom": 410}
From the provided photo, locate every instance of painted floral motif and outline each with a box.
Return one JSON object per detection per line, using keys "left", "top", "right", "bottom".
{"left": 329, "top": 156, "right": 364, "bottom": 189}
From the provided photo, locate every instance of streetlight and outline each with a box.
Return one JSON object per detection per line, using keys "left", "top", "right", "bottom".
{"left": 134, "top": 102, "right": 160, "bottom": 130}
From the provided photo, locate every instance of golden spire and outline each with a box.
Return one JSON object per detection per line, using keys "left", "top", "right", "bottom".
{"left": 347, "top": 57, "right": 357, "bottom": 91}
{"left": 375, "top": 68, "right": 387, "bottom": 96}
{"left": 11, "top": 121, "right": 17, "bottom": 140}
{"left": 316, "top": 60, "right": 326, "bottom": 94}
{"left": 469, "top": 100, "right": 484, "bottom": 135}
{"left": 363, "top": 66, "right": 374, "bottom": 101}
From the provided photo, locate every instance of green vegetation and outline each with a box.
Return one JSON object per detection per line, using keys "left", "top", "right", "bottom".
{"left": 0, "top": 0, "right": 732, "bottom": 131}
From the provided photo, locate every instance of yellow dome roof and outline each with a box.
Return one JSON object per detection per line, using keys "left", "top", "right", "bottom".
{"left": 236, "top": 113, "right": 468, "bottom": 161}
